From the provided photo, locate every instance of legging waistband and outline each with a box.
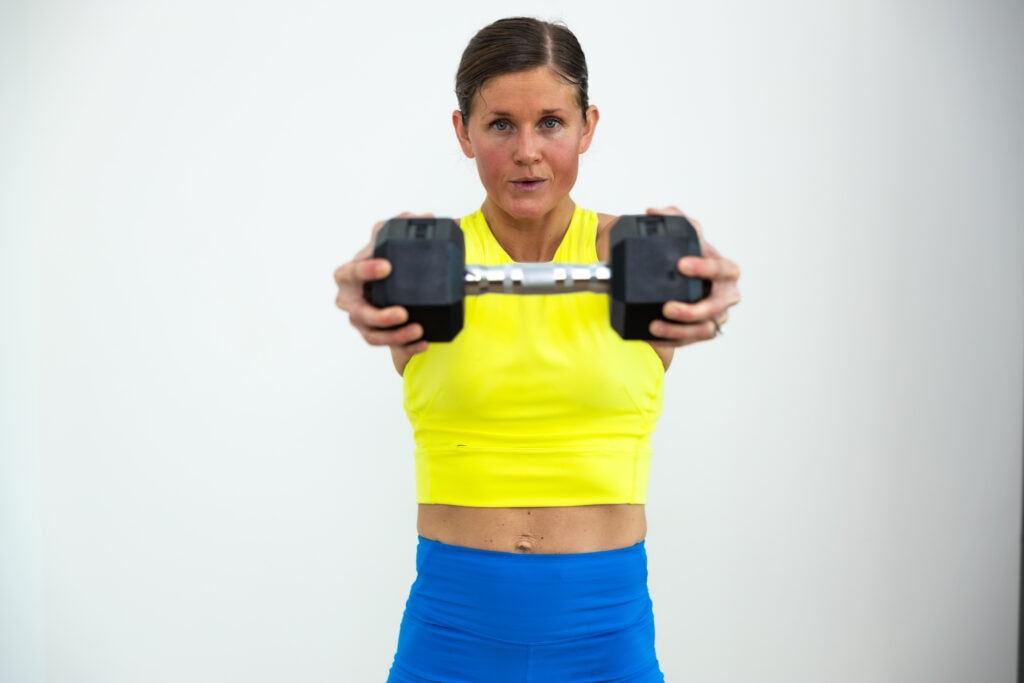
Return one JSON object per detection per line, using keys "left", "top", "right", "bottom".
{"left": 409, "top": 536, "right": 652, "bottom": 643}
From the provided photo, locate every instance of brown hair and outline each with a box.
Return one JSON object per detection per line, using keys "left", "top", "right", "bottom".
{"left": 455, "top": 17, "right": 590, "bottom": 123}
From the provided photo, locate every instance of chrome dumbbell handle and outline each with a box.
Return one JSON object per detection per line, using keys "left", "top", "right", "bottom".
{"left": 463, "top": 263, "right": 612, "bottom": 296}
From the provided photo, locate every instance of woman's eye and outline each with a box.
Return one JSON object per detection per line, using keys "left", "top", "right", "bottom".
{"left": 542, "top": 118, "right": 562, "bottom": 129}
{"left": 491, "top": 120, "right": 510, "bottom": 131}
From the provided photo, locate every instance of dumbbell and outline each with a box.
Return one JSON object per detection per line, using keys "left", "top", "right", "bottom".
{"left": 365, "top": 214, "right": 711, "bottom": 341}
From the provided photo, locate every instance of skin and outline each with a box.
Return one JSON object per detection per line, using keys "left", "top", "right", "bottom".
{"left": 334, "top": 66, "right": 741, "bottom": 553}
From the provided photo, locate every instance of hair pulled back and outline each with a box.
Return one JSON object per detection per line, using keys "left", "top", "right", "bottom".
{"left": 455, "top": 17, "right": 590, "bottom": 122}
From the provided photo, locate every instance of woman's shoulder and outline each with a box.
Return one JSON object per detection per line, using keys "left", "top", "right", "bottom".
{"left": 595, "top": 212, "right": 617, "bottom": 231}
{"left": 594, "top": 212, "right": 617, "bottom": 261}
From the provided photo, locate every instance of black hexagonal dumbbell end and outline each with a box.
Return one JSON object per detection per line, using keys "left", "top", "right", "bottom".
{"left": 364, "top": 217, "right": 466, "bottom": 342}
{"left": 609, "top": 214, "right": 712, "bottom": 340}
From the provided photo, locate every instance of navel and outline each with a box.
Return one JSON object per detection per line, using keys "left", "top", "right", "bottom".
{"left": 514, "top": 534, "right": 542, "bottom": 553}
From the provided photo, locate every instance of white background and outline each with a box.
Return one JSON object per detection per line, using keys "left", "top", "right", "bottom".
{"left": 3, "top": 1, "right": 1023, "bottom": 681}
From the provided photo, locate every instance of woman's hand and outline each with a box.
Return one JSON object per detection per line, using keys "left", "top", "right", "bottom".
{"left": 645, "top": 206, "right": 741, "bottom": 346}
{"left": 334, "top": 215, "right": 431, "bottom": 371}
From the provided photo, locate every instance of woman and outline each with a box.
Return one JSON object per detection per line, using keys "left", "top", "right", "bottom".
{"left": 335, "top": 17, "right": 741, "bottom": 682}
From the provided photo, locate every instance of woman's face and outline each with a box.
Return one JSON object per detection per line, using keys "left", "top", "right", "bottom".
{"left": 453, "top": 67, "right": 598, "bottom": 222}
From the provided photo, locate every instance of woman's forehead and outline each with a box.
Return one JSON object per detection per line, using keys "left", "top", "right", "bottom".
{"left": 473, "top": 68, "right": 579, "bottom": 116}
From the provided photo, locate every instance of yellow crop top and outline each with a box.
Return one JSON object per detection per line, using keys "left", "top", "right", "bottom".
{"left": 402, "top": 206, "right": 665, "bottom": 507}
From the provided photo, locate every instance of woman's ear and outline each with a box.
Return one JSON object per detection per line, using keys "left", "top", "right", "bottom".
{"left": 452, "top": 110, "right": 474, "bottom": 159}
{"left": 578, "top": 105, "right": 600, "bottom": 154}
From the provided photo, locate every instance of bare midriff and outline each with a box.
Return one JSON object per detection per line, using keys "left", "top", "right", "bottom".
{"left": 417, "top": 503, "right": 647, "bottom": 554}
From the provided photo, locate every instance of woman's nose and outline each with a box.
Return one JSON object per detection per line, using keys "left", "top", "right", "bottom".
{"left": 513, "top": 129, "right": 541, "bottom": 164}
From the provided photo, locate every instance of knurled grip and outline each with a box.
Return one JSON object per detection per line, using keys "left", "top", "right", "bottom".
{"left": 464, "top": 263, "right": 612, "bottom": 295}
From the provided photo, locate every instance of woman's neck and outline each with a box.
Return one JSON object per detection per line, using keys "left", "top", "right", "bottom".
{"left": 480, "top": 198, "right": 576, "bottom": 262}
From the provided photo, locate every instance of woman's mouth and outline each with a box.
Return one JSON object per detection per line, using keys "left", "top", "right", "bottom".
{"left": 510, "top": 178, "right": 546, "bottom": 191}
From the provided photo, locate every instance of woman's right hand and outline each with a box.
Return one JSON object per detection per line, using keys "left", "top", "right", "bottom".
{"left": 334, "top": 216, "right": 431, "bottom": 371}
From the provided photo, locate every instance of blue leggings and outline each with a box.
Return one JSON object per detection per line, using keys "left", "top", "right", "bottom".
{"left": 386, "top": 537, "right": 665, "bottom": 683}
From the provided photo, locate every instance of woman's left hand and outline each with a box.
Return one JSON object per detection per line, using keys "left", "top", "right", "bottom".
{"left": 645, "top": 206, "right": 741, "bottom": 346}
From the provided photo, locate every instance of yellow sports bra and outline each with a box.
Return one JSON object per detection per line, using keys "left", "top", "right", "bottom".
{"left": 402, "top": 207, "right": 665, "bottom": 507}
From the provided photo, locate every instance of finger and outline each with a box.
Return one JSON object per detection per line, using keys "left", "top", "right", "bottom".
{"left": 648, "top": 319, "right": 718, "bottom": 345}
{"left": 661, "top": 299, "right": 724, "bottom": 325}
{"left": 339, "top": 288, "right": 427, "bottom": 346}
{"left": 346, "top": 302, "right": 410, "bottom": 330}
{"left": 334, "top": 258, "right": 392, "bottom": 288}
{"left": 402, "top": 339, "right": 430, "bottom": 356}
{"left": 347, "top": 300, "right": 423, "bottom": 344}
{"left": 677, "top": 255, "right": 741, "bottom": 282}
{"left": 359, "top": 321, "right": 426, "bottom": 348}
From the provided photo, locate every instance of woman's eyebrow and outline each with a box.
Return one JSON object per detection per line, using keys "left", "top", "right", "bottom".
{"left": 484, "top": 107, "right": 570, "bottom": 117}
